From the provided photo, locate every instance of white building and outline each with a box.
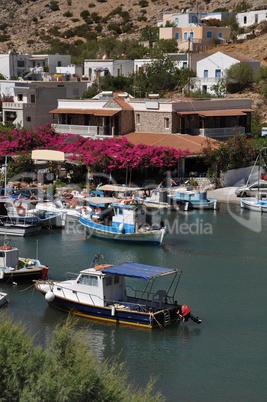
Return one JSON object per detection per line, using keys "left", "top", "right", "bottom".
{"left": 237, "top": 9, "right": 267, "bottom": 28}
{"left": 83, "top": 59, "right": 134, "bottom": 82}
{"left": 0, "top": 80, "right": 88, "bottom": 130}
{"left": 159, "top": 11, "right": 233, "bottom": 27}
{"left": 0, "top": 53, "right": 71, "bottom": 80}
{"left": 195, "top": 51, "right": 260, "bottom": 94}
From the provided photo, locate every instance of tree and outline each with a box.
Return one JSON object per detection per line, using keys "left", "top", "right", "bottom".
{"left": 0, "top": 314, "right": 164, "bottom": 401}
{"left": 225, "top": 63, "right": 254, "bottom": 93}
{"left": 134, "top": 56, "right": 181, "bottom": 96}
{"left": 202, "top": 133, "right": 253, "bottom": 178}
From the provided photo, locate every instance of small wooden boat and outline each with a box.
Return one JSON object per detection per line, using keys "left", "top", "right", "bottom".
{"left": 0, "top": 240, "right": 49, "bottom": 283}
{"left": 34, "top": 256, "right": 201, "bottom": 329}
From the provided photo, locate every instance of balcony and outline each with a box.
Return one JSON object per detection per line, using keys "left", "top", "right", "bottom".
{"left": 193, "top": 127, "right": 245, "bottom": 140}
{"left": 51, "top": 124, "right": 114, "bottom": 138}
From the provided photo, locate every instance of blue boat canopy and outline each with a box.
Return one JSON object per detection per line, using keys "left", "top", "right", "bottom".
{"left": 100, "top": 262, "right": 180, "bottom": 280}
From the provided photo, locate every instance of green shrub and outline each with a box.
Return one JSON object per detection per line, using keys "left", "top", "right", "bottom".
{"left": 63, "top": 10, "right": 73, "bottom": 17}
{"left": 50, "top": 1, "right": 59, "bottom": 11}
{"left": 80, "top": 9, "right": 90, "bottom": 19}
{"left": 139, "top": 0, "right": 149, "bottom": 7}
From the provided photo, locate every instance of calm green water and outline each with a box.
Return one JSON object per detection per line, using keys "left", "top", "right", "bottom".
{"left": 1, "top": 203, "right": 267, "bottom": 402}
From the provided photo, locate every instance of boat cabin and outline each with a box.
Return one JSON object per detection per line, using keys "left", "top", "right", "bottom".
{"left": 0, "top": 246, "right": 19, "bottom": 268}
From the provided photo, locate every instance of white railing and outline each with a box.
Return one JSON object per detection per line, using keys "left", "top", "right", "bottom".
{"left": 51, "top": 124, "right": 113, "bottom": 138}
{"left": 193, "top": 127, "right": 245, "bottom": 139}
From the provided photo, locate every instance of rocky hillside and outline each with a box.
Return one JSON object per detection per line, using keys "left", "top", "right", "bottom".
{"left": 0, "top": 0, "right": 266, "bottom": 123}
{"left": 0, "top": 0, "right": 266, "bottom": 56}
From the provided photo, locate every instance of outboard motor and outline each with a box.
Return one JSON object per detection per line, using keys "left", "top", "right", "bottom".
{"left": 177, "top": 304, "right": 202, "bottom": 324}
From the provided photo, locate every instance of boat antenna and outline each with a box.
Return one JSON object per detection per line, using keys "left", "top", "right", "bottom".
{"left": 91, "top": 252, "right": 104, "bottom": 266}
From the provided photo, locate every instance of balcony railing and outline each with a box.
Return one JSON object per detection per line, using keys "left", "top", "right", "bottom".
{"left": 51, "top": 124, "right": 113, "bottom": 138}
{"left": 192, "top": 127, "right": 245, "bottom": 139}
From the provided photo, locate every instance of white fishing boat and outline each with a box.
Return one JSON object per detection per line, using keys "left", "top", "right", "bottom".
{"left": 5, "top": 199, "right": 66, "bottom": 228}
{"left": 34, "top": 255, "right": 201, "bottom": 329}
{"left": 79, "top": 197, "right": 166, "bottom": 246}
{"left": 0, "top": 216, "right": 42, "bottom": 236}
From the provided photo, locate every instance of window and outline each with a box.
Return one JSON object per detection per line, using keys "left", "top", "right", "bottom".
{"left": 17, "top": 60, "right": 25, "bottom": 68}
{"left": 57, "top": 61, "right": 62, "bottom": 67}
{"left": 182, "top": 62, "right": 187, "bottom": 69}
{"left": 136, "top": 113, "right": 140, "bottom": 124}
{"left": 184, "top": 32, "right": 188, "bottom": 40}
{"left": 215, "top": 69, "right": 221, "bottom": 78}
{"left": 218, "top": 32, "right": 223, "bottom": 39}
{"left": 164, "top": 118, "right": 170, "bottom": 129}
{"left": 31, "top": 94, "right": 35, "bottom": 103}
{"left": 17, "top": 94, "right": 23, "bottom": 101}
{"left": 244, "top": 16, "right": 247, "bottom": 24}
{"left": 204, "top": 70, "right": 208, "bottom": 78}
{"left": 78, "top": 274, "right": 98, "bottom": 286}
{"left": 192, "top": 15, "right": 197, "bottom": 24}
{"left": 105, "top": 276, "right": 112, "bottom": 286}
{"left": 174, "top": 32, "right": 179, "bottom": 40}
{"left": 174, "top": 17, "right": 178, "bottom": 25}
{"left": 26, "top": 116, "right": 31, "bottom": 122}
{"left": 206, "top": 31, "right": 212, "bottom": 39}
{"left": 255, "top": 14, "right": 258, "bottom": 24}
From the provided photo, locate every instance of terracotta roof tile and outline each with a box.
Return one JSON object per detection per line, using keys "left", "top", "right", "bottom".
{"left": 123, "top": 133, "right": 218, "bottom": 154}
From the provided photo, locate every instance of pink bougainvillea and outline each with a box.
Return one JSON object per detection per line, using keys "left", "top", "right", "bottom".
{"left": 0, "top": 124, "right": 190, "bottom": 171}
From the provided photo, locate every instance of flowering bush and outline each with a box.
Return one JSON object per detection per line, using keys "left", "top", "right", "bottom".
{"left": 0, "top": 123, "right": 190, "bottom": 174}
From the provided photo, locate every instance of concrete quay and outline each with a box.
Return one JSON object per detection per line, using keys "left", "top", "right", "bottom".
{"left": 207, "top": 187, "right": 240, "bottom": 204}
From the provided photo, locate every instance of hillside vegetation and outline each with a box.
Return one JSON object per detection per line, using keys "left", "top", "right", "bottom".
{"left": 0, "top": 0, "right": 267, "bottom": 122}
{"left": 0, "top": 0, "right": 266, "bottom": 57}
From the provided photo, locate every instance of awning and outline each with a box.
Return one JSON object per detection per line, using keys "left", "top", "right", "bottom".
{"left": 50, "top": 108, "right": 119, "bottom": 117}
{"left": 31, "top": 150, "right": 65, "bottom": 161}
{"left": 177, "top": 109, "right": 253, "bottom": 117}
{"left": 100, "top": 262, "right": 180, "bottom": 280}
{"left": 97, "top": 184, "right": 142, "bottom": 192}
{"left": 83, "top": 196, "right": 116, "bottom": 204}
{"left": 198, "top": 109, "right": 253, "bottom": 117}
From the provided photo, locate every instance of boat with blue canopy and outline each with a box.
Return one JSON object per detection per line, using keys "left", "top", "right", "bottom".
{"left": 34, "top": 255, "right": 201, "bottom": 329}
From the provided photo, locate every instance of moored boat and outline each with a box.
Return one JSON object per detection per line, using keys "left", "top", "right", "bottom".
{"left": 168, "top": 187, "right": 218, "bottom": 210}
{"left": 79, "top": 197, "right": 166, "bottom": 246}
{"left": 0, "top": 240, "right": 49, "bottom": 283}
{"left": 0, "top": 216, "right": 42, "bottom": 236}
{"left": 34, "top": 256, "right": 201, "bottom": 329}
{"left": 5, "top": 199, "right": 66, "bottom": 228}
{"left": 240, "top": 197, "right": 267, "bottom": 212}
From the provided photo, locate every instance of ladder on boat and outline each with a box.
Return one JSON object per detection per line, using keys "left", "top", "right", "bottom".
{"left": 163, "top": 310, "right": 171, "bottom": 326}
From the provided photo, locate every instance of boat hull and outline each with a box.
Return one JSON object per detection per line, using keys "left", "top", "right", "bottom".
{"left": 0, "top": 267, "right": 48, "bottom": 282}
{"left": 37, "top": 289, "right": 178, "bottom": 329}
{"left": 0, "top": 223, "right": 42, "bottom": 236}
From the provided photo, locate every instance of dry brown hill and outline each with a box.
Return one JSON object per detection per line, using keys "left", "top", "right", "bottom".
{"left": 0, "top": 0, "right": 266, "bottom": 57}
{"left": 0, "top": 0, "right": 266, "bottom": 123}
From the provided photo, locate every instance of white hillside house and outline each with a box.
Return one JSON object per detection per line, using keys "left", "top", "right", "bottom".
{"left": 195, "top": 51, "right": 260, "bottom": 94}
{"left": 237, "top": 9, "right": 267, "bottom": 28}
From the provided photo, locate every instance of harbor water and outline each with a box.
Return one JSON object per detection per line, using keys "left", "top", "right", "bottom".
{"left": 1, "top": 203, "right": 267, "bottom": 402}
